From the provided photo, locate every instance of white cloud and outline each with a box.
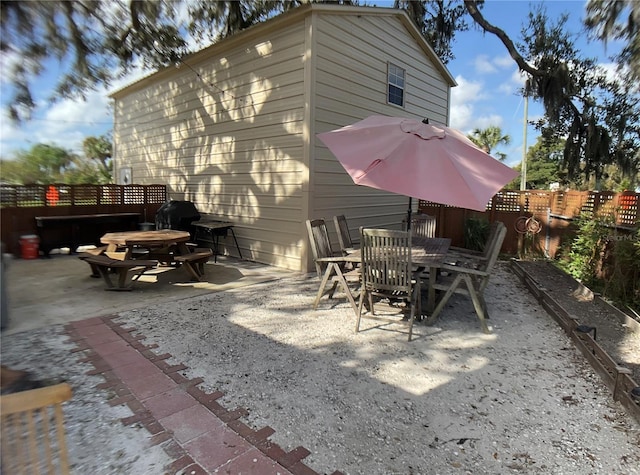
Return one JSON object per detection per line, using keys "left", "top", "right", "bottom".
{"left": 474, "top": 53, "right": 517, "bottom": 75}
{"left": 0, "top": 87, "right": 114, "bottom": 157}
{"left": 0, "top": 62, "right": 152, "bottom": 157}
{"left": 494, "top": 54, "right": 515, "bottom": 69}
{"left": 451, "top": 75, "right": 487, "bottom": 103}
{"left": 498, "top": 69, "right": 527, "bottom": 95}
{"left": 597, "top": 61, "right": 634, "bottom": 88}
{"left": 0, "top": 113, "right": 29, "bottom": 157}
{"left": 472, "top": 114, "right": 504, "bottom": 130}
{"left": 475, "top": 55, "right": 497, "bottom": 74}
{"left": 450, "top": 75, "right": 506, "bottom": 133}
{"left": 450, "top": 102, "right": 475, "bottom": 131}
{"left": 0, "top": 51, "right": 22, "bottom": 86}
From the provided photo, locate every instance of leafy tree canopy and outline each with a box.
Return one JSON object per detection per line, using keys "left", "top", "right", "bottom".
{"left": 82, "top": 135, "right": 113, "bottom": 183}
{"left": 1, "top": 0, "right": 638, "bottom": 188}
{"left": 507, "top": 135, "right": 565, "bottom": 190}
{"left": 1, "top": 144, "right": 73, "bottom": 184}
{"left": 585, "top": 0, "right": 640, "bottom": 82}
{"left": 0, "top": 138, "right": 113, "bottom": 185}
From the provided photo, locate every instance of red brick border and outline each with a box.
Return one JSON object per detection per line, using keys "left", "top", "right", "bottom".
{"left": 64, "top": 315, "right": 344, "bottom": 475}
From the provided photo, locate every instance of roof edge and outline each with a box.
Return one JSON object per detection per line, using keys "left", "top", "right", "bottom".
{"left": 110, "top": 4, "right": 456, "bottom": 98}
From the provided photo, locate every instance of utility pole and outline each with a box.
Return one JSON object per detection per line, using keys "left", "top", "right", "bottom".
{"left": 520, "top": 93, "right": 528, "bottom": 191}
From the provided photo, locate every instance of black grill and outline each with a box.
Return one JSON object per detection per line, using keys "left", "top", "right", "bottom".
{"left": 155, "top": 201, "right": 201, "bottom": 233}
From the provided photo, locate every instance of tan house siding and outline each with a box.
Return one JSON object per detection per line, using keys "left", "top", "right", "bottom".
{"left": 310, "top": 12, "right": 452, "bottom": 265}
{"left": 114, "top": 22, "right": 309, "bottom": 270}
{"left": 111, "top": 5, "right": 454, "bottom": 272}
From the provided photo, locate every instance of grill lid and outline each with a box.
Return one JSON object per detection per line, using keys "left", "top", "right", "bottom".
{"left": 155, "top": 201, "right": 201, "bottom": 230}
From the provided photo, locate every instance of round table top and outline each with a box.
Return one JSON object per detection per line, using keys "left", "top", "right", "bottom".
{"left": 100, "top": 229, "right": 191, "bottom": 247}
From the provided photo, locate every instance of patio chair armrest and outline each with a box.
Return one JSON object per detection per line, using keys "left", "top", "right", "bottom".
{"left": 316, "top": 256, "right": 358, "bottom": 263}
{"left": 448, "top": 246, "right": 487, "bottom": 259}
{"left": 436, "top": 262, "right": 490, "bottom": 277}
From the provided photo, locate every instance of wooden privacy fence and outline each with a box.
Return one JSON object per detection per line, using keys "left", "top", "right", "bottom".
{"left": 1, "top": 184, "right": 168, "bottom": 255}
{"left": 419, "top": 190, "right": 639, "bottom": 257}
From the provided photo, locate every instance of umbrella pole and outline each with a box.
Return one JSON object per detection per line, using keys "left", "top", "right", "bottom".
{"left": 406, "top": 197, "right": 412, "bottom": 231}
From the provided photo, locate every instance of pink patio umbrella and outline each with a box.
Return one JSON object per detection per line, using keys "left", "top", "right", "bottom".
{"left": 317, "top": 115, "right": 519, "bottom": 223}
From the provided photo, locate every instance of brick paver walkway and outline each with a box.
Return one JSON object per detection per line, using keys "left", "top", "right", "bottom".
{"left": 66, "top": 316, "right": 343, "bottom": 475}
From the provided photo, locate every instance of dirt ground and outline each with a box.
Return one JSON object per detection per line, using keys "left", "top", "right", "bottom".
{"left": 2, "top": 260, "right": 639, "bottom": 474}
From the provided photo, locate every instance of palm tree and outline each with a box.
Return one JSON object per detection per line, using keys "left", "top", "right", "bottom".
{"left": 467, "top": 126, "right": 512, "bottom": 161}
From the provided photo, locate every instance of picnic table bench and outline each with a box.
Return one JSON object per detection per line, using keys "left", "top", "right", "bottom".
{"left": 77, "top": 246, "right": 109, "bottom": 277}
{"left": 82, "top": 255, "right": 157, "bottom": 291}
{"left": 174, "top": 248, "right": 213, "bottom": 281}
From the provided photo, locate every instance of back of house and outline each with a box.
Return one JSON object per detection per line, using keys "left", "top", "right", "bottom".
{"left": 110, "top": 4, "right": 455, "bottom": 272}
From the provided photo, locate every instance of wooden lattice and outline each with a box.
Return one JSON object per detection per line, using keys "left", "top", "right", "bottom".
{"left": 73, "top": 186, "right": 99, "bottom": 206}
{"left": 596, "top": 192, "right": 617, "bottom": 219}
{"left": 0, "top": 186, "right": 17, "bottom": 207}
{"left": 146, "top": 185, "right": 168, "bottom": 203}
{"left": 100, "top": 185, "right": 122, "bottom": 205}
{"left": 526, "top": 191, "right": 552, "bottom": 215}
{"left": 552, "top": 191, "right": 584, "bottom": 217}
{"left": 617, "top": 193, "right": 639, "bottom": 227}
{"left": 123, "top": 185, "right": 145, "bottom": 205}
{"left": 581, "top": 192, "right": 598, "bottom": 215}
{"left": 0, "top": 184, "right": 166, "bottom": 208}
{"left": 493, "top": 191, "right": 521, "bottom": 212}
{"left": 15, "top": 185, "right": 45, "bottom": 208}
{"left": 420, "top": 190, "right": 638, "bottom": 227}
{"left": 48, "top": 185, "right": 72, "bottom": 207}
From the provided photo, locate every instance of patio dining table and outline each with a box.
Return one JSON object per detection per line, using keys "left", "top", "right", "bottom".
{"left": 315, "top": 236, "right": 451, "bottom": 316}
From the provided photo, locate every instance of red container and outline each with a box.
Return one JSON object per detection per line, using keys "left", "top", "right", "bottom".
{"left": 19, "top": 235, "right": 40, "bottom": 259}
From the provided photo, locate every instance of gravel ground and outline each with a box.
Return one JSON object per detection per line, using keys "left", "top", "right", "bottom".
{"left": 2, "top": 262, "right": 639, "bottom": 474}
{"left": 513, "top": 259, "right": 640, "bottom": 385}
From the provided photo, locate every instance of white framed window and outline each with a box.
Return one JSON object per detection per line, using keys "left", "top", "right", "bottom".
{"left": 387, "top": 63, "right": 405, "bottom": 107}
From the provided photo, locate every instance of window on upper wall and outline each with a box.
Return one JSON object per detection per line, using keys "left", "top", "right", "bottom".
{"left": 387, "top": 63, "right": 405, "bottom": 107}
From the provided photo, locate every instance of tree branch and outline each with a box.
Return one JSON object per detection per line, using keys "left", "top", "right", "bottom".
{"left": 463, "top": 0, "right": 541, "bottom": 77}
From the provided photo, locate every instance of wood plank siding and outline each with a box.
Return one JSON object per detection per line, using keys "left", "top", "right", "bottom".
{"left": 111, "top": 5, "right": 454, "bottom": 271}
{"left": 113, "top": 20, "right": 308, "bottom": 270}
{"left": 310, "top": 11, "right": 453, "bottom": 267}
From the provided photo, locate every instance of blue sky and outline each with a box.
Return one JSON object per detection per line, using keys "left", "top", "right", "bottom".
{"left": 0, "top": 1, "right": 618, "bottom": 169}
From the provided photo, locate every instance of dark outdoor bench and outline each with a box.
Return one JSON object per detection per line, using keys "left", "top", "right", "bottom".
{"left": 82, "top": 255, "right": 157, "bottom": 291}
{"left": 35, "top": 213, "right": 140, "bottom": 257}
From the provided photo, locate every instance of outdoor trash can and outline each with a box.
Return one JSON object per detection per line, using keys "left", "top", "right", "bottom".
{"left": 19, "top": 235, "right": 39, "bottom": 259}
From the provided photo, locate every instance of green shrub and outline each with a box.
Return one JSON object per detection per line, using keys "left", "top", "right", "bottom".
{"left": 558, "top": 212, "right": 640, "bottom": 309}
{"left": 602, "top": 228, "right": 640, "bottom": 309}
{"left": 561, "top": 213, "right": 610, "bottom": 286}
{"left": 463, "top": 217, "right": 490, "bottom": 251}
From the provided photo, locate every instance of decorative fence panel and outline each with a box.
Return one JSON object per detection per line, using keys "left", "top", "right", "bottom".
{"left": 1, "top": 184, "right": 167, "bottom": 255}
{"left": 419, "top": 190, "right": 639, "bottom": 258}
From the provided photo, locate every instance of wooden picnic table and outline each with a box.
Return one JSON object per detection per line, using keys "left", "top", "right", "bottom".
{"left": 100, "top": 230, "right": 191, "bottom": 261}
{"left": 88, "top": 230, "right": 213, "bottom": 288}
